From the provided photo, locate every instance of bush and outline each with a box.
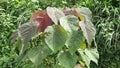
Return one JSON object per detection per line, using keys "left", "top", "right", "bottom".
{"left": 0, "top": 0, "right": 119, "bottom": 68}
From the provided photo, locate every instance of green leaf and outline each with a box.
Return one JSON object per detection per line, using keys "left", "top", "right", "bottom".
{"left": 28, "top": 45, "right": 51, "bottom": 66}
{"left": 78, "top": 49, "right": 90, "bottom": 68}
{"left": 66, "top": 30, "right": 84, "bottom": 55}
{"left": 13, "top": 37, "right": 27, "bottom": 63}
{"left": 57, "top": 51, "right": 78, "bottom": 68}
{"left": 54, "top": 64, "right": 64, "bottom": 68}
{"left": 0, "top": 0, "right": 7, "bottom": 3}
{"left": 15, "top": 53, "right": 27, "bottom": 63}
{"left": 85, "top": 48, "right": 99, "bottom": 65}
{"left": 46, "top": 7, "right": 65, "bottom": 24}
{"left": 45, "top": 25, "right": 67, "bottom": 52}
{"left": 13, "top": 37, "right": 22, "bottom": 53}
{"left": 60, "top": 15, "right": 79, "bottom": 32}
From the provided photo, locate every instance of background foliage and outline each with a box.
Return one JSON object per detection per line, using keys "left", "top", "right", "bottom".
{"left": 0, "top": 0, "right": 120, "bottom": 68}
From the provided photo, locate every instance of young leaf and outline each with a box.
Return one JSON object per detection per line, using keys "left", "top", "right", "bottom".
{"left": 45, "top": 25, "right": 67, "bottom": 52}
{"left": 85, "top": 48, "right": 99, "bottom": 65}
{"left": 78, "top": 49, "right": 90, "bottom": 68}
{"left": 57, "top": 51, "right": 78, "bottom": 68}
{"left": 74, "top": 64, "right": 84, "bottom": 68}
{"left": 66, "top": 30, "right": 84, "bottom": 55}
{"left": 79, "top": 61, "right": 85, "bottom": 67}
{"left": 28, "top": 45, "right": 51, "bottom": 66}
{"left": 30, "top": 10, "right": 52, "bottom": 32}
{"left": 80, "top": 41, "right": 86, "bottom": 50}
{"left": 60, "top": 15, "right": 79, "bottom": 32}
{"left": 46, "top": 7, "right": 65, "bottom": 24}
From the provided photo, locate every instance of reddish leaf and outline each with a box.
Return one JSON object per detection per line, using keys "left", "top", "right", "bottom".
{"left": 30, "top": 10, "right": 52, "bottom": 32}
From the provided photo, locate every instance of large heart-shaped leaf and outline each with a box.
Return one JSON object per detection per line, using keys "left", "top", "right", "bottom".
{"left": 57, "top": 51, "right": 78, "bottom": 68}
{"left": 85, "top": 48, "right": 99, "bottom": 65}
{"left": 77, "top": 7, "right": 96, "bottom": 45}
{"left": 66, "top": 30, "right": 84, "bottom": 55}
{"left": 45, "top": 25, "right": 67, "bottom": 52}
{"left": 46, "top": 7, "right": 65, "bottom": 24}
{"left": 79, "top": 20, "right": 96, "bottom": 45}
{"left": 10, "top": 22, "right": 39, "bottom": 54}
{"left": 11, "top": 22, "right": 39, "bottom": 43}
{"left": 28, "top": 45, "right": 51, "bottom": 65}
{"left": 75, "top": 7, "right": 96, "bottom": 45}
{"left": 60, "top": 15, "right": 79, "bottom": 32}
